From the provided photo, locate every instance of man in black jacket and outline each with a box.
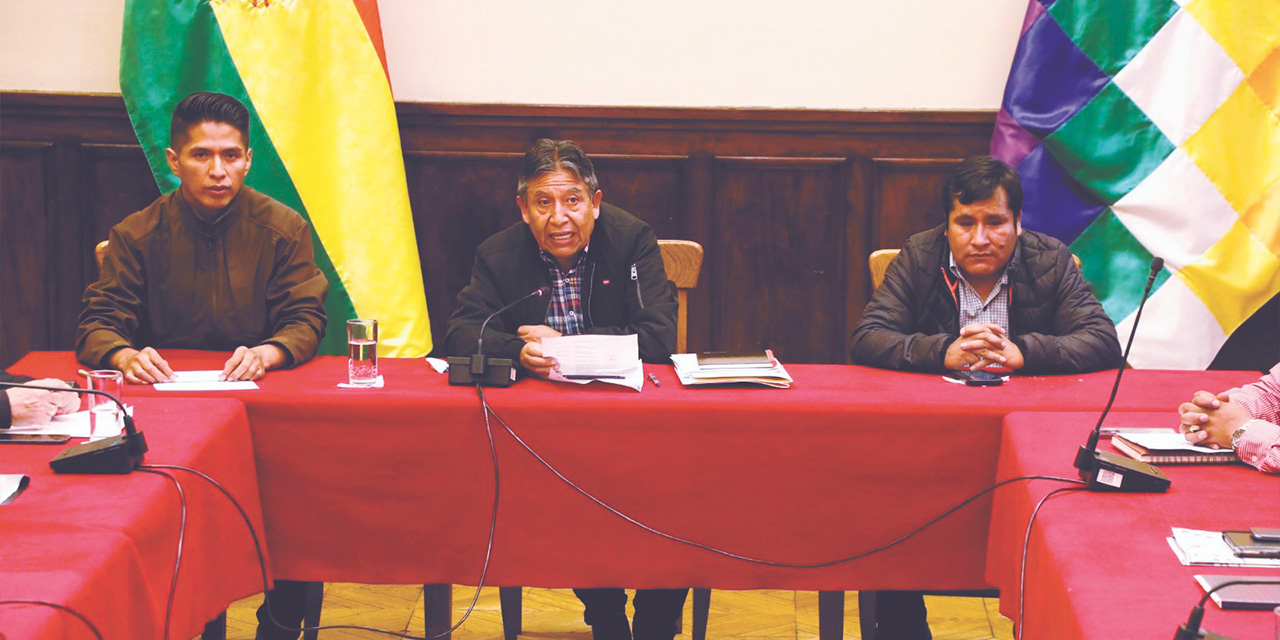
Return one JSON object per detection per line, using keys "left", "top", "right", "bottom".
{"left": 849, "top": 155, "right": 1121, "bottom": 639}
{"left": 445, "top": 139, "right": 685, "bottom": 640}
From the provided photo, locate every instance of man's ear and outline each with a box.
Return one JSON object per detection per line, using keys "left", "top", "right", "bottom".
{"left": 244, "top": 147, "right": 253, "bottom": 175}
{"left": 165, "top": 148, "right": 180, "bottom": 176}
{"left": 517, "top": 196, "right": 531, "bottom": 226}
{"left": 591, "top": 190, "right": 603, "bottom": 219}
{"left": 1015, "top": 216, "right": 1023, "bottom": 236}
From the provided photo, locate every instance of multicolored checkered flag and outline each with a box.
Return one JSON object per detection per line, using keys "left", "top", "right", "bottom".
{"left": 993, "top": 1, "right": 1280, "bottom": 369}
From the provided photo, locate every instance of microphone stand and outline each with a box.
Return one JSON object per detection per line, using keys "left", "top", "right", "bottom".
{"left": 448, "top": 287, "right": 550, "bottom": 387}
{"left": 1072, "top": 257, "right": 1170, "bottom": 492}
{"left": 0, "top": 381, "right": 147, "bottom": 474}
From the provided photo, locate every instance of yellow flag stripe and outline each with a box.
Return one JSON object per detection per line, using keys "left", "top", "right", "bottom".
{"left": 210, "top": 0, "right": 430, "bottom": 357}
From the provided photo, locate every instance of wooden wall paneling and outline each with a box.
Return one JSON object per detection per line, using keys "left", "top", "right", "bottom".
{"left": 843, "top": 156, "right": 875, "bottom": 362}
{"left": 0, "top": 142, "right": 56, "bottom": 368}
{"left": 869, "top": 158, "right": 962, "bottom": 252}
{"left": 710, "top": 156, "right": 849, "bottom": 364}
{"left": 682, "top": 153, "right": 716, "bottom": 354}
{"left": 403, "top": 151, "right": 524, "bottom": 353}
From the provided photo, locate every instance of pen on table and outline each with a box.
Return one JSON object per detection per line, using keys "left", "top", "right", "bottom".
{"left": 647, "top": 373, "right": 661, "bottom": 388}
{"left": 564, "top": 374, "right": 626, "bottom": 380}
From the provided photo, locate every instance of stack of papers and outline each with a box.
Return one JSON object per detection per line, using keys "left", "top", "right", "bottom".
{"left": 154, "top": 370, "right": 259, "bottom": 391}
{"left": 1167, "top": 528, "right": 1280, "bottom": 567}
{"left": 671, "top": 353, "right": 793, "bottom": 388}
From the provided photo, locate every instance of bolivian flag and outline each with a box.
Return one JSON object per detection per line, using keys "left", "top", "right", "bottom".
{"left": 120, "top": 0, "right": 431, "bottom": 357}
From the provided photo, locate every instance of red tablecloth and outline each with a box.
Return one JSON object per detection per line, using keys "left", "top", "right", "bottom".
{"left": 986, "top": 412, "right": 1280, "bottom": 640}
{"left": 11, "top": 351, "right": 1260, "bottom": 592}
{"left": 0, "top": 398, "right": 268, "bottom": 640}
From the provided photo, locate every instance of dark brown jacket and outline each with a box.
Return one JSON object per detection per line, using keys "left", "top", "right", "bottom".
{"left": 850, "top": 224, "right": 1121, "bottom": 375}
{"left": 77, "top": 187, "right": 328, "bottom": 368}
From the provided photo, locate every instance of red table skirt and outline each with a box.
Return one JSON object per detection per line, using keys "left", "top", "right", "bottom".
{"left": 0, "top": 398, "right": 268, "bottom": 640}
{"left": 11, "top": 351, "right": 1261, "bottom": 592}
{"left": 986, "top": 412, "right": 1280, "bottom": 640}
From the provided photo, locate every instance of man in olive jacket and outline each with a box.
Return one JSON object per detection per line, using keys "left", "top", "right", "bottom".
{"left": 848, "top": 155, "right": 1120, "bottom": 640}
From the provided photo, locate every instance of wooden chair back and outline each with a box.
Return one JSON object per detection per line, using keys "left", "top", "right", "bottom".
{"left": 95, "top": 240, "right": 110, "bottom": 275}
{"left": 658, "top": 239, "right": 703, "bottom": 353}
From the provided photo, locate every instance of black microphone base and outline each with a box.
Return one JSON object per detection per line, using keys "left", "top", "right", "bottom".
{"left": 1174, "top": 624, "right": 1235, "bottom": 640}
{"left": 1083, "top": 450, "right": 1170, "bottom": 493}
{"left": 50, "top": 432, "right": 148, "bottom": 475}
{"left": 447, "top": 356, "right": 516, "bottom": 387}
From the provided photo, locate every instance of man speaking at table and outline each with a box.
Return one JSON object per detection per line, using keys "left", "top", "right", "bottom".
{"left": 444, "top": 139, "right": 685, "bottom": 640}
{"left": 75, "top": 91, "right": 327, "bottom": 640}
{"left": 77, "top": 91, "right": 328, "bottom": 385}
{"left": 849, "top": 155, "right": 1121, "bottom": 639}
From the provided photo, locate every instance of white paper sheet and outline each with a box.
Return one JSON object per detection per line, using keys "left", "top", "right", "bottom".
{"left": 153, "top": 370, "right": 259, "bottom": 391}
{"left": 542, "top": 334, "right": 643, "bottom": 391}
{"left": 0, "top": 474, "right": 30, "bottom": 505}
{"left": 7, "top": 408, "right": 130, "bottom": 440}
{"left": 1168, "top": 527, "right": 1280, "bottom": 567}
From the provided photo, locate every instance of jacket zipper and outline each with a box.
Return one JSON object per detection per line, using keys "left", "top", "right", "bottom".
{"left": 631, "top": 263, "right": 645, "bottom": 309}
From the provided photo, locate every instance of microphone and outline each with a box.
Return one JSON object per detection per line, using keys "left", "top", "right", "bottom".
{"left": 0, "top": 381, "right": 148, "bottom": 474}
{"left": 1172, "top": 577, "right": 1280, "bottom": 640}
{"left": 448, "top": 286, "right": 550, "bottom": 387}
{"left": 1072, "top": 257, "right": 1170, "bottom": 492}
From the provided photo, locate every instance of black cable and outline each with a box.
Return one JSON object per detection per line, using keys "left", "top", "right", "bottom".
{"left": 0, "top": 600, "right": 105, "bottom": 640}
{"left": 142, "top": 385, "right": 505, "bottom": 640}
{"left": 138, "top": 467, "right": 188, "bottom": 640}
{"left": 484, "top": 396, "right": 1084, "bottom": 568}
{"left": 1015, "top": 484, "right": 1088, "bottom": 640}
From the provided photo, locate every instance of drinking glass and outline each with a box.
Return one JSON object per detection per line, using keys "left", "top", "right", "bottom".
{"left": 347, "top": 318, "right": 378, "bottom": 386}
{"left": 86, "top": 369, "right": 123, "bottom": 437}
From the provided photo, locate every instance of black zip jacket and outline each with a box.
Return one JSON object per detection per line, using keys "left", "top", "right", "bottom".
{"left": 850, "top": 224, "right": 1122, "bottom": 375}
{"left": 444, "top": 203, "right": 677, "bottom": 364}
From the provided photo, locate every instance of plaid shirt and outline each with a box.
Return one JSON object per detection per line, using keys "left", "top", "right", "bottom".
{"left": 948, "top": 251, "right": 1010, "bottom": 335}
{"left": 540, "top": 249, "right": 588, "bottom": 335}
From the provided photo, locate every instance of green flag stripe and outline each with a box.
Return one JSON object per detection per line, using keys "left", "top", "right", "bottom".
{"left": 1044, "top": 82, "right": 1177, "bottom": 205}
{"left": 120, "top": 0, "right": 356, "bottom": 356}
{"left": 1070, "top": 207, "right": 1171, "bottom": 322}
{"left": 1048, "top": 0, "right": 1180, "bottom": 77}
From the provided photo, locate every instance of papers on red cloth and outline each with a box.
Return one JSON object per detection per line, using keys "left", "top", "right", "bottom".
{"left": 671, "top": 353, "right": 793, "bottom": 388}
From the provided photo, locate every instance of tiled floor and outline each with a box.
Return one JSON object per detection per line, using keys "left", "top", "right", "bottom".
{"left": 219, "top": 584, "right": 1015, "bottom": 639}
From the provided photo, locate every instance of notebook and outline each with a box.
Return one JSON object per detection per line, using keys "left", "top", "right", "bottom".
{"left": 1194, "top": 574, "right": 1280, "bottom": 610}
{"left": 1110, "top": 431, "right": 1239, "bottom": 465}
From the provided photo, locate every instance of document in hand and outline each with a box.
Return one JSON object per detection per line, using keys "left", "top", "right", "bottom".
{"left": 541, "top": 334, "right": 644, "bottom": 391}
{"left": 670, "top": 353, "right": 793, "bottom": 388}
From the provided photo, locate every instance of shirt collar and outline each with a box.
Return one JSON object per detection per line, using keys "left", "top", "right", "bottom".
{"left": 539, "top": 244, "right": 590, "bottom": 275}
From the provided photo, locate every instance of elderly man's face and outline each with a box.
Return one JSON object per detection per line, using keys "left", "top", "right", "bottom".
{"left": 518, "top": 169, "right": 602, "bottom": 270}
{"left": 947, "top": 188, "right": 1021, "bottom": 286}
{"left": 166, "top": 121, "right": 252, "bottom": 219}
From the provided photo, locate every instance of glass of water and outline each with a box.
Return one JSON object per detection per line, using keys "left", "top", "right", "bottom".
{"left": 86, "top": 369, "right": 123, "bottom": 437}
{"left": 347, "top": 318, "right": 378, "bottom": 386}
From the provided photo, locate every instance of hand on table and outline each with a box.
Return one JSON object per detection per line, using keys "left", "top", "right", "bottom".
{"left": 110, "top": 347, "right": 174, "bottom": 384}
{"left": 944, "top": 323, "right": 1025, "bottom": 372}
{"left": 221, "top": 345, "right": 285, "bottom": 382}
{"left": 6, "top": 379, "right": 78, "bottom": 425}
{"left": 1178, "top": 390, "right": 1251, "bottom": 449}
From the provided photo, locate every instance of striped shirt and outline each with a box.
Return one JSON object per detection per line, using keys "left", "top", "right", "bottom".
{"left": 947, "top": 251, "right": 1010, "bottom": 334}
{"left": 1227, "top": 362, "right": 1280, "bottom": 473}
{"left": 540, "top": 249, "right": 588, "bottom": 336}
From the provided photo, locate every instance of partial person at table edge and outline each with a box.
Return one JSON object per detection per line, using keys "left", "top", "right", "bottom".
{"left": 1, "top": 370, "right": 80, "bottom": 428}
{"left": 76, "top": 91, "right": 328, "bottom": 385}
{"left": 444, "top": 139, "right": 686, "bottom": 640}
{"left": 1179, "top": 361, "right": 1280, "bottom": 473}
{"left": 848, "top": 155, "right": 1122, "bottom": 640}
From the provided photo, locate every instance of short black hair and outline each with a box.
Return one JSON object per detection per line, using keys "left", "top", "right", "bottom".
{"left": 169, "top": 91, "right": 251, "bottom": 149}
{"left": 517, "top": 139, "right": 599, "bottom": 198}
{"left": 942, "top": 155, "right": 1023, "bottom": 220}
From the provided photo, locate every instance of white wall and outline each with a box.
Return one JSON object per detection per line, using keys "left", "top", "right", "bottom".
{"left": 0, "top": 0, "right": 1026, "bottom": 110}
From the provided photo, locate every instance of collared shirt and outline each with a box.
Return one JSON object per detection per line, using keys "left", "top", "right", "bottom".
{"left": 1227, "top": 362, "right": 1280, "bottom": 473}
{"left": 540, "top": 249, "right": 588, "bottom": 335}
{"left": 947, "top": 251, "right": 1010, "bottom": 334}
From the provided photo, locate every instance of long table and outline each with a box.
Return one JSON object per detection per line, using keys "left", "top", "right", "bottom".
{"left": 986, "top": 411, "right": 1280, "bottom": 640}
{"left": 0, "top": 398, "right": 268, "bottom": 640}
{"left": 11, "top": 350, "right": 1258, "bottom": 596}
